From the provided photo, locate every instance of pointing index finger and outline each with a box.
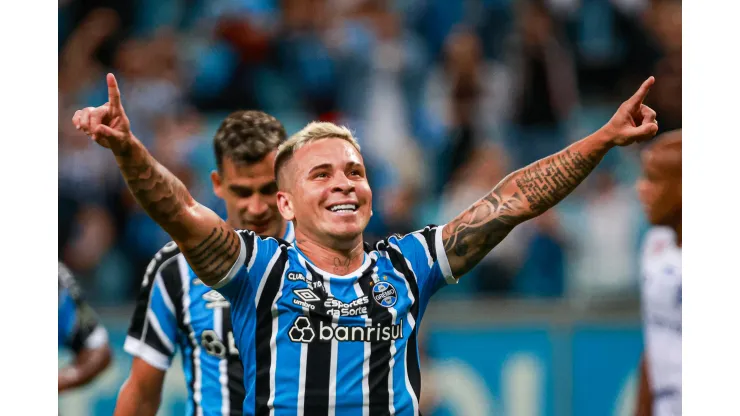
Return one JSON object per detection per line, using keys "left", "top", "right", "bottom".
{"left": 107, "top": 73, "right": 123, "bottom": 111}
{"left": 628, "top": 76, "right": 655, "bottom": 109}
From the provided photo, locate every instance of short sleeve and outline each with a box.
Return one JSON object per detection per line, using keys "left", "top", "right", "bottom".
{"left": 123, "top": 243, "right": 181, "bottom": 370}
{"left": 386, "top": 225, "right": 456, "bottom": 302}
{"left": 58, "top": 263, "right": 109, "bottom": 353}
{"left": 213, "top": 230, "right": 283, "bottom": 308}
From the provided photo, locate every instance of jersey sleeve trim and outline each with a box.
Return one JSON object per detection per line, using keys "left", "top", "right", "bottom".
{"left": 212, "top": 233, "right": 247, "bottom": 290}
{"left": 83, "top": 325, "right": 109, "bottom": 350}
{"left": 435, "top": 224, "right": 457, "bottom": 284}
{"left": 123, "top": 336, "right": 172, "bottom": 371}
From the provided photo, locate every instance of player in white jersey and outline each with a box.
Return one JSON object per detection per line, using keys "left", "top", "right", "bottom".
{"left": 635, "top": 130, "right": 682, "bottom": 416}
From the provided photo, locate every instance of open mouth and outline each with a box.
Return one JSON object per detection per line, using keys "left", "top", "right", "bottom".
{"left": 327, "top": 203, "right": 358, "bottom": 214}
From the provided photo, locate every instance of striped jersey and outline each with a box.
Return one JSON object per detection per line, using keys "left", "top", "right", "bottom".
{"left": 639, "top": 226, "right": 682, "bottom": 416}
{"left": 214, "top": 224, "right": 456, "bottom": 415}
{"left": 58, "top": 262, "right": 109, "bottom": 352}
{"left": 124, "top": 222, "right": 295, "bottom": 416}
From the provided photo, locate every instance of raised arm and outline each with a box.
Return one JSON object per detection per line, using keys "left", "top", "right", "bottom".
{"left": 442, "top": 77, "right": 659, "bottom": 277}
{"left": 72, "top": 74, "right": 239, "bottom": 286}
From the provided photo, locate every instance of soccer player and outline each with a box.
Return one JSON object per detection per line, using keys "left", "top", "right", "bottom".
{"left": 634, "top": 130, "right": 682, "bottom": 416}
{"left": 58, "top": 262, "right": 112, "bottom": 393}
{"left": 73, "top": 73, "right": 658, "bottom": 415}
{"left": 113, "top": 111, "right": 294, "bottom": 416}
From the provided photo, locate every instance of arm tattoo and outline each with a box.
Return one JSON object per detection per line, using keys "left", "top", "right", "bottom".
{"left": 443, "top": 146, "right": 603, "bottom": 276}
{"left": 115, "top": 139, "right": 195, "bottom": 237}
{"left": 181, "top": 224, "right": 241, "bottom": 285}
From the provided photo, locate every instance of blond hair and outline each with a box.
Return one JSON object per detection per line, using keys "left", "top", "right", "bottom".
{"left": 274, "top": 122, "right": 361, "bottom": 187}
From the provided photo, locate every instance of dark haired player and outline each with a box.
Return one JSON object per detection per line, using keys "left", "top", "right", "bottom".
{"left": 635, "top": 130, "right": 682, "bottom": 416}
{"left": 113, "top": 110, "right": 294, "bottom": 416}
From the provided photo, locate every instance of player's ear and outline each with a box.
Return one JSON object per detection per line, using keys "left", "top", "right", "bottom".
{"left": 211, "top": 170, "right": 223, "bottom": 198}
{"left": 277, "top": 191, "right": 295, "bottom": 221}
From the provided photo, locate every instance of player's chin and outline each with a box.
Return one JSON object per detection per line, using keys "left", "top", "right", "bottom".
{"left": 325, "top": 222, "right": 365, "bottom": 240}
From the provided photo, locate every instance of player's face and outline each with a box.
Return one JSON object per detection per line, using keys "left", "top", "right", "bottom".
{"left": 282, "top": 138, "right": 372, "bottom": 244}
{"left": 636, "top": 150, "right": 681, "bottom": 226}
{"left": 211, "top": 152, "right": 284, "bottom": 238}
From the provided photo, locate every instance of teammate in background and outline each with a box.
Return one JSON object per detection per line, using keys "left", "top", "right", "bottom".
{"left": 634, "top": 130, "right": 682, "bottom": 416}
{"left": 113, "top": 111, "right": 294, "bottom": 416}
{"left": 58, "top": 262, "right": 112, "bottom": 393}
{"left": 74, "top": 73, "right": 658, "bottom": 414}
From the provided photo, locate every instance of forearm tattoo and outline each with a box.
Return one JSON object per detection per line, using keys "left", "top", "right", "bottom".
{"left": 443, "top": 148, "right": 601, "bottom": 276}
{"left": 116, "top": 140, "right": 193, "bottom": 232}
{"left": 181, "top": 225, "right": 240, "bottom": 284}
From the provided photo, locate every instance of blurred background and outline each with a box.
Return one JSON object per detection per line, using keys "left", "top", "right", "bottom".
{"left": 58, "top": 0, "right": 681, "bottom": 414}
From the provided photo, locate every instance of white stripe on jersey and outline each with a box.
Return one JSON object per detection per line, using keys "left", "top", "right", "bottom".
{"left": 434, "top": 224, "right": 456, "bottom": 283}
{"left": 247, "top": 233, "right": 259, "bottom": 272}
{"left": 397, "top": 265, "right": 421, "bottom": 416}
{"left": 411, "top": 233, "right": 434, "bottom": 269}
{"left": 213, "top": 307, "right": 230, "bottom": 416}
{"left": 378, "top": 248, "right": 420, "bottom": 415}
{"left": 266, "top": 261, "right": 290, "bottom": 416}
{"left": 323, "top": 278, "right": 339, "bottom": 416}
{"left": 155, "top": 275, "right": 176, "bottom": 316}
{"left": 179, "top": 255, "right": 204, "bottom": 416}
{"left": 352, "top": 280, "right": 371, "bottom": 416}
{"left": 371, "top": 264, "right": 398, "bottom": 416}
{"left": 145, "top": 309, "right": 175, "bottom": 353}
{"left": 255, "top": 249, "right": 283, "bottom": 306}
{"left": 295, "top": 255, "right": 314, "bottom": 416}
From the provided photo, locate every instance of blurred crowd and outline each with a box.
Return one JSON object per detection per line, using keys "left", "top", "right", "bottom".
{"left": 58, "top": 0, "right": 681, "bottom": 305}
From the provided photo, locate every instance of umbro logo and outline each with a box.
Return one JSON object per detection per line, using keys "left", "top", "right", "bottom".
{"left": 203, "top": 290, "right": 231, "bottom": 309}
{"left": 293, "top": 288, "right": 321, "bottom": 303}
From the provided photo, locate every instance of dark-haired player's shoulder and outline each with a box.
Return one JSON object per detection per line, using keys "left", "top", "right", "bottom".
{"left": 125, "top": 241, "right": 185, "bottom": 370}
{"left": 136, "top": 241, "right": 184, "bottom": 296}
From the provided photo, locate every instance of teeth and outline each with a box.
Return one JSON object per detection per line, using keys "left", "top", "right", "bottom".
{"left": 330, "top": 204, "right": 357, "bottom": 212}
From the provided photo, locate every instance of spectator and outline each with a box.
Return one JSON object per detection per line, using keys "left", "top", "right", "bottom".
{"left": 423, "top": 26, "right": 513, "bottom": 193}
{"left": 503, "top": 0, "right": 579, "bottom": 166}
{"left": 568, "top": 170, "right": 642, "bottom": 298}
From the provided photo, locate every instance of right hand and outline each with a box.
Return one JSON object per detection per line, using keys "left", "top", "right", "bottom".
{"left": 601, "top": 76, "right": 659, "bottom": 147}
{"left": 72, "top": 73, "right": 132, "bottom": 152}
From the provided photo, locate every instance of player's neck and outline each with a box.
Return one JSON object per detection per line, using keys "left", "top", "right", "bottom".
{"left": 295, "top": 233, "right": 365, "bottom": 276}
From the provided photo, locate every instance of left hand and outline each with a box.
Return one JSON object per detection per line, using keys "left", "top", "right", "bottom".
{"left": 602, "top": 76, "right": 659, "bottom": 147}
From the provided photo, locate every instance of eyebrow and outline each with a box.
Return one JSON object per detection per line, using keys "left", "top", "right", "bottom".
{"left": 228, "top": 184, "right": 253, "bottom": 192}
{"left": 307, "top": 163, "right": 333, "bottom": 175}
